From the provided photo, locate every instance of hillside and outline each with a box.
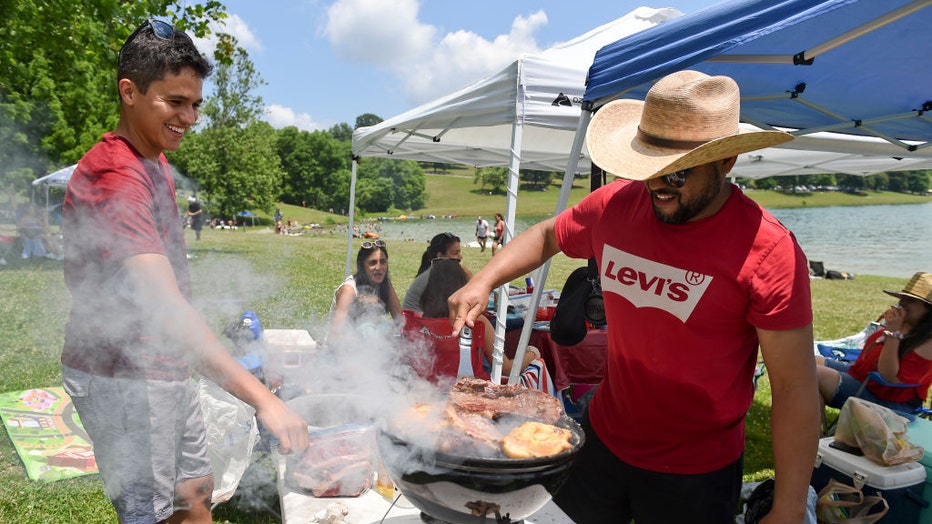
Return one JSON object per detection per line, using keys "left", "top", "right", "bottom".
{"left": 266, "top": 173, "right": 930, "bottom": 227}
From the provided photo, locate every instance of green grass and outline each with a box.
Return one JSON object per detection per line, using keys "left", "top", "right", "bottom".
{"left": 0, "top": 226, "right": 903, "bottom": 522}
{"left": 1, "top": 175, "right": 924, "bottom": 522}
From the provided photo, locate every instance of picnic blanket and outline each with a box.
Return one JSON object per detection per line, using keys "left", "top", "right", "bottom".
{"left": 0, "top": 387, "right": 98, "bottom": 481}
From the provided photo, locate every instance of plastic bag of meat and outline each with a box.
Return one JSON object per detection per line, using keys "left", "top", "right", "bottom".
{"left": 285, "top": 424, "right": 376, "bottom": 497}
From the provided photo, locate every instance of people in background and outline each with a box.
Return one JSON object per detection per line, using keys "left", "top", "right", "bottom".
{"left": 817, "top": 272, "right": 932, "bottom": 414}
{"left": 17, "top": 204, "right": 48, "bottom": 259}
{"left": 447, "top": 70, "right": 817, "bottom": 523}
{"left": 329, "top": 240, "right": 402, "bottom": 341}
{"left": 185, "top": 195, "right": 203, "bottom": 240}
{"left": 61, "top": 19, "right": 308, "bottom": 523}
{"left": 475, "top": 216, "right": 489, "bottom": 252}
{"left": 491, "top": 213, "right": 505, "bottom": 255}
{"left": 402, "top": 232, "right": 471, "bottom": 313}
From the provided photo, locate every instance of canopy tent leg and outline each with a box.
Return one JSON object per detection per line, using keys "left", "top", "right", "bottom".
{"left": 507, "top": 109, "right": 593, "bottom": 385}
{"left": 489, "top": 117, "right": 524, "bottom": 384}
{"left": 344, "top": 157, "right": 359, "bottom": 278}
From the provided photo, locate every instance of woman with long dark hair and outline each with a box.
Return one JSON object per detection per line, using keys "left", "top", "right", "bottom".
{"left": 817, "top": 272, "right": 932, "bottom": 414}
{"left": 403, "top": 259, "right": 551, "bottom": 388}
{"left": 329, "top": 240, "right": 402, "bottom": 340}
{"left": 402, "top": 232, "right": 471, "bottom": 312}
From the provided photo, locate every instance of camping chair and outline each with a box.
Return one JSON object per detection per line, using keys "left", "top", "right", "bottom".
{"left": 400, "top": 309, "right": 489, "bottom": 384}
{"left": 814, "top": 321, "right": 882, "bottom": 361}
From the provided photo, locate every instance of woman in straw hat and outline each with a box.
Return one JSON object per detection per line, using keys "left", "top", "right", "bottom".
{"left": 448, "top": 70, "right": 819, "bottom": 523}
{"left": 817, "top": 272, "right": 932, "bottom": 414}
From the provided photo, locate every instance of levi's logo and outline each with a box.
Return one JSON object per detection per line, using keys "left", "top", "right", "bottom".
{"left": 600, "top": 245, "right": 712, "bottom": 323}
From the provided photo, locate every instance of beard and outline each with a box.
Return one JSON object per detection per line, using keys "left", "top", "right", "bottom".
{"left": 651, "top": 179, "right": 723, "bottom": 224}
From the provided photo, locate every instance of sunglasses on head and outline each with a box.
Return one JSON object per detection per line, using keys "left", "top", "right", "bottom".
{"left": 120, "top": 19, "right": 190, "bottom": 59}
{"left": 361, "top": 240, "right": 386, "bottom": 249}
{"left": 660, "top": 167, "right": 694, "bottom": 188}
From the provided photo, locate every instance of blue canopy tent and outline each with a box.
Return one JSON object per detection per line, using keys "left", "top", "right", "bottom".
{"left": 236, "top": 210, "right": 256, "bottom": 227}
{"left": 511, "top": 0, "right": 932, "bottom": 384}
{"left": 583, "top": 0, "right": 932, "bottom": 151}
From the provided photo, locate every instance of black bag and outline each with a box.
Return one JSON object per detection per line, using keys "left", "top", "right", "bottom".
{"left": 551, "top": 259, "right": 603, "bottom": 346}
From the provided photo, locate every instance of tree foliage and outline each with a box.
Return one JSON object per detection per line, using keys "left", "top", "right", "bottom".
{"left": 356, "top": 157, "right": 426, "bottom": 212}
{"left": 199, "top": 44, "right": 265, "bottom": 129}
{"left": 520, "top": 169, "right": 555, "bottom": 190}
{"left": 355, "top": 113, "right": 383, "bottom": 129}
{"left": 0, "top": 1, "right": 227, "bottom": 197}
{"left": 474, "top": 167, "right": 508, "bottom": 194}
{"left": 169, "top": 122, "right": 283, "bottom": 219}
{"left": 275, "top": 126, "right": 351, "bottom": 210}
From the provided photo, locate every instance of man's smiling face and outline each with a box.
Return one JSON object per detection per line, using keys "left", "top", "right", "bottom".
{"left": 119, "top": 66, "right": 203, "bottom": 160}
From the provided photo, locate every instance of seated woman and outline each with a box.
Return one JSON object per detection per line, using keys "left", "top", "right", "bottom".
{"left": 403, "top": 259, "right": 554, "bottom": 394}
{"left": 402, "top": 232, "right": 472, "bottom": 313}
{"left": 816, "top": 272, "right": 932, "bottom": 414}
{"left": 328, "top": 240, "right": 402, "bottom": 341}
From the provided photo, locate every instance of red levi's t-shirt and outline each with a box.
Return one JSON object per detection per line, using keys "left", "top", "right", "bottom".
{"left": 554, "top": 179, "right": 812, "bottom": 474}
{"left": 62, "top": 133, "right": 191, "bottom": 380}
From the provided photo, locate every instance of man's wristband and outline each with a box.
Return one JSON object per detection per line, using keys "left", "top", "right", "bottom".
{"left": 884, "top": 329, "right": 904, "bottom": 340}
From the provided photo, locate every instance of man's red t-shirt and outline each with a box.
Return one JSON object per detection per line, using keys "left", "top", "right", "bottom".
{"left": 62, "top": 133, "right": 191, "bottom": 380}
{"left": 555, "top": 179, "right": 812, "bottom": 474}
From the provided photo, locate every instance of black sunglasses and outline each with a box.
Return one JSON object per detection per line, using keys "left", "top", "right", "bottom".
{"left": 660, "top": 167, "right": 693, "bottom": 188}
{"left": 361, "top": 240, "right": 386, "bottom": 249}
{"left": 120, "top": 19, "right": 189, "bottom": 59}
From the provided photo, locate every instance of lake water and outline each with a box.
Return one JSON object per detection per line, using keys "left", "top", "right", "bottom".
{"left": 369, "top": 201, "right": 931, "bottom": 279}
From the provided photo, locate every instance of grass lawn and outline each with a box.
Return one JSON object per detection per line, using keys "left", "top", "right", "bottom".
{"left": 0, "top": 225, "right": 903, "bottom": 523}
{"left": 1, "top": 173, "right": 925, "bottom": 522}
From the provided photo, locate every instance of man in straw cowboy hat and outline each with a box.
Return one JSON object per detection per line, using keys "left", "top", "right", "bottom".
{"left": 449, "top": 70, "right": 819, "bottom": 523}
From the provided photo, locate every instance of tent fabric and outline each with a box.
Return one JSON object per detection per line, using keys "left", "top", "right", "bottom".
{"left": 583, "top": 0, "right": 932, "bottom": 157}
{"left": 31, "top": 164, "right": 77, "bottom": 188}
{"left": 352, "top": 7, "right": 683, "bottom": 173}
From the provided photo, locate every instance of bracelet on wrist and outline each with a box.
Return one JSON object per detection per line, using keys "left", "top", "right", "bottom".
{"left": 884, "top": 329, "right": 904, "bottom": 340}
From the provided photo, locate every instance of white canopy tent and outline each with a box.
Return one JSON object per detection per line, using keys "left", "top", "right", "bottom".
{"left": 31, "top": 164, "right": 77, "bottom": 214}
{"left": 351, "top": 7, "right": 682, "bottom": 383}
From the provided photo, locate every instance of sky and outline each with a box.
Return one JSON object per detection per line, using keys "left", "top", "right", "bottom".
{"left": 194, "top": 0, "right": 721, "bottom": 132}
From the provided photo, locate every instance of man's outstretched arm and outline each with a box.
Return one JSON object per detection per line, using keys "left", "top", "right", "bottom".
{"left": 449, "top": 217, "right": 561, "bottom": 335}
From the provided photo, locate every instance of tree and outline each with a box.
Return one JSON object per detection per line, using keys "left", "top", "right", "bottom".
{"left": 356, "top": 158, "right": 427, "bottom": 212}
{"left": 169, "top": 122, "right": 282, "bottom": 219}
{"left": 520, "top": 169, "right": 555, "bottom": 190}
{"left": 328, "top": 123, "right": 353, "bottom": 142}
{"left": 0, "top": 1, "right": 227, "bottom": 193}
{"left": 355, "top": 113, "right": 383, "bottom": 129}
{"left": 275, "top": 126, "right": 351, "bottom": 208}
{"left": 199, "top": 43, "right": 265, "bottom": 129}
{"left": 474, "top": 167, "right": 508, "bottom": 194}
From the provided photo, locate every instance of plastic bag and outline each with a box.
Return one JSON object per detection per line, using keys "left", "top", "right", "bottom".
{"left": 834, "top": 397, "right": 923, "bottom": 466}
{"left": 198, "top": 378, "right": 259, "bottom": 503}
{"left": 815, "top": 479, "right": 888, "bottom": 523}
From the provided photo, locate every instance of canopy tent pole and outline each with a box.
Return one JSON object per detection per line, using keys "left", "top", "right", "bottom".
{"left": 344, "top": 157, "right": 359, "bottom": 277}
{"left": 488, "top": 115, "right": 523, "bottom": 384}
{"left": 507, "top": 109, "right": 592, "bottom": 385}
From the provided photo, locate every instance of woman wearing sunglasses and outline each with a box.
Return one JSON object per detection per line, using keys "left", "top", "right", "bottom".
{"left": 328, "top": 240, "right": 402, "bottom": 341}
{"left": 402, "top": 232, "right": 471, "bottom": 313}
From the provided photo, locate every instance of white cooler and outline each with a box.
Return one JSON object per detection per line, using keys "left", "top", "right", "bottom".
{"left": 264, "top": 329, "right": 317, "bottom": 385}
{"left": 812, "top": 436, "right": 926, "bottom": 523}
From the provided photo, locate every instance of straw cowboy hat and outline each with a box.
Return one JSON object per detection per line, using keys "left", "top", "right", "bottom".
{"left": 586, "top": 70, "right": 794, "bottom": 181}
{"left": 884, "top": 272, "right": 932, "bottom": 306}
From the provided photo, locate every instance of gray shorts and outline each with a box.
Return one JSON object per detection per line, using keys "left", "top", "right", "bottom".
{"left": 63, "top": 366, "right": 211, "bottom": 524}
